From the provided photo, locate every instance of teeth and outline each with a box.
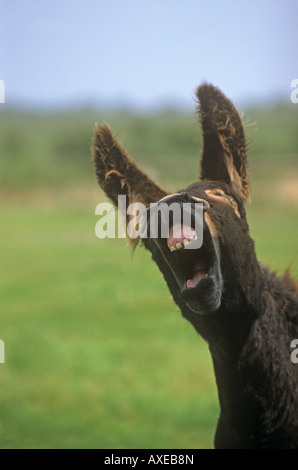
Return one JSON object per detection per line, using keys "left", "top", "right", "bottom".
{"left": 168, "top": 234, "right": 198, "bottom": 252}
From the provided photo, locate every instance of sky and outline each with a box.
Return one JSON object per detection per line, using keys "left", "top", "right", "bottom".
{"left": 0, "top": 0, "right": 297, "bottom": 110}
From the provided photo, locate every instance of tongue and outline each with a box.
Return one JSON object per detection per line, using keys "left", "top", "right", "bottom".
{"left": 167, "top": 224, "right": 208, "bottom": 288}
{"left": 186, "top": 262, "right": 208, "bottom": 289}
{"left": 167, "top": 224, "right": 196, "bottom": 247}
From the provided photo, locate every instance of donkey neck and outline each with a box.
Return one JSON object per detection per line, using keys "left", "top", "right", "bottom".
{"left": 208, "top": 270, "right": 298, "bottom": 448}
{"left": 211, "top": 351, "right": 264, "bottom": 448}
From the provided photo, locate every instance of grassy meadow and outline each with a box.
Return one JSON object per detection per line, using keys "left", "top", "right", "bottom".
{"left": 0, "top": 102, "right": 297, "bottom": 448}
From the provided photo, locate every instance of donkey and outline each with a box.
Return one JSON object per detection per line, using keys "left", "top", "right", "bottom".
{"left": 92, "top": 83, "right": 298, "bottom": 449}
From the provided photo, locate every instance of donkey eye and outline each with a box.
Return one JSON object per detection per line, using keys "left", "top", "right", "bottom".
{"left": 213, "top": 191, "right": 225, "bottom": 198}
{"left": 219, "top": 193, "right": 235, "bottom": 205}
{"left": 205, "top": 189, "right": 241, "bottom": 218}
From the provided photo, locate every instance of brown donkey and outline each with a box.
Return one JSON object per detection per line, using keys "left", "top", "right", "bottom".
{"left": 92, "top": 84, "right": 298, "bottom": 449}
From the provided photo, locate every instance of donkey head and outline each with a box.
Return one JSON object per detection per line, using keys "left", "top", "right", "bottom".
{"left": 93, "top": 84, "right": 259, "bottom": 345}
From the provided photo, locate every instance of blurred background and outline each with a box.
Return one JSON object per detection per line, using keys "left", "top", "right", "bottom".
{"left": 0, "top": 0, "right": 297, "bottom": 449}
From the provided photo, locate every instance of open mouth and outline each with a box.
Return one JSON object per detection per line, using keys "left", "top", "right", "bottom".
{"left": 167, "top": 224, "right": 210, "bottom": 289}
{"left": 147, "top": 199, "right": 223, "bottom": 315}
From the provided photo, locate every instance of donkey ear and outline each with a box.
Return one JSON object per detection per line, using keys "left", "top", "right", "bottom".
{"left": 92, "top": 123, "right": 167, "bottom": 226}
{"left": 92, "top": 124, "right": 168, "bottom": 248}
{"left": 196, "top": 84, "right": 249, "bottom": 202}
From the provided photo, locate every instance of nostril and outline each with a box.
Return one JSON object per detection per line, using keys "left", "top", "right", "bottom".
{"left": 190, "top": 196, "right": 210, "bottom": 211}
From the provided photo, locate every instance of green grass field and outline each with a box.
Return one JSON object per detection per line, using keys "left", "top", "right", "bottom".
{"left": 0, "top": 105, "right": 297, "bottom": 448}
{"left": 0, "top": 199, "right": 218, "bottom": 448}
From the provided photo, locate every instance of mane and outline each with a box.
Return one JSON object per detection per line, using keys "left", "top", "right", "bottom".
{"left": 282, "top": 268, "right": 298, "bottom": 296}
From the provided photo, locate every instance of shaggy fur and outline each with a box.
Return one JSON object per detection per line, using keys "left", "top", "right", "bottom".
{"left": 92, "top": 83, "right": 298, "bottom": 449}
